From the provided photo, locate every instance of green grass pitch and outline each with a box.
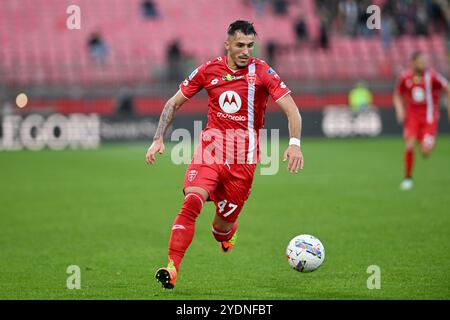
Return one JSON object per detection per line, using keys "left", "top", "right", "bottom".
{"left": 0, "top": 136, "right": 449, "bottom": 300}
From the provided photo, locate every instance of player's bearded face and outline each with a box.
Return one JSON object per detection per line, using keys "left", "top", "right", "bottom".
{"left": 413, "top": 55, "right": 427, "bottom": 73}
{"left": 225, "top": 32, "right": 256, "bottom": 69}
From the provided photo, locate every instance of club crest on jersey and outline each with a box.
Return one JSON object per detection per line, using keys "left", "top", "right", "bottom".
{"left": 187, "top": 170, "right": 198, "bottom": 182}
{"left": 218, "top": 90, "right": 242, "bottom": 114}
{"left": 246, "top": 73, "right": 256, "bottom": 86}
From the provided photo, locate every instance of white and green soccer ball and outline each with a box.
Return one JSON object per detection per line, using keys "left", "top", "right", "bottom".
{"left": 286, "top": 234, "right": 325, "bottom": 272}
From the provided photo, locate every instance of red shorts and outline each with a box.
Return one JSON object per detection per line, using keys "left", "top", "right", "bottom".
{"left": 404, "top": 113, "right": 438, "bottom": 150}
{"left": 183, "top": 161, "right": 256, "bottom": 223}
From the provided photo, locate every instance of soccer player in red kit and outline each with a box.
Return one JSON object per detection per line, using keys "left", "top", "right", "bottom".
{"left": 146, "top": 20, "right": 304, "bottom": 289}
{"left": 393, "top": 51, "right": 450, "bottom": 190}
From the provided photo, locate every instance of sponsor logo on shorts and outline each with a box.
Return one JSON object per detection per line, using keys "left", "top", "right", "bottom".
{"left": 172, "top": 225, "right": 186, "bottom": 230}
{"left": 187, "top": 169, "right": 198, "bottom": 182}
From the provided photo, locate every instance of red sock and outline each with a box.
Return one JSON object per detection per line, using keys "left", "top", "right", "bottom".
{"left": 168, "top": 192, "right": 204, "bottom": 271}
{"left": 212, "top": 222, "right": 238, "bottom": 242}
{"left": 405, "top": 149, "right": 414, "bottom": 179}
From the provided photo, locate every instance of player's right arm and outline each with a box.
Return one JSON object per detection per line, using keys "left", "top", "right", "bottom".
{"left": 393, "top": 75, "right": 406, "bottom": 124}
{"left": 145, "top": 90, "right": 188, "bottom": 165}
{"left": 446, "top": 86, "right": 450, "bottom": 122}
{"left": 146, "top": 63, "right": 206, "bottom": 165}
{"left": 434, "top": 71, "right": 450, "bottom": 122}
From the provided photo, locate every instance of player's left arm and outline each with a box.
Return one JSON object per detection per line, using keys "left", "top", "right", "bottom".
{"left": 435, "top": 72, "right": 450, "bottom": 122}
{"left": 444, "top": 83, "right": 450, "bottom": 122}
{"left": 445, "top": 85, "right": 450, "bottom": 122}
{"left": 276, "top": 94, "right": 304, "bottom": 173}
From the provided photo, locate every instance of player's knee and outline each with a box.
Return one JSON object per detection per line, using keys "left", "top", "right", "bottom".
{"left": 421, "top": 135, "right": 435, "bottom": 157}
{"left": 421, "top": 148, "right": 432, "bottom": 158}
{"left": 405, "top": 139, "right": 415, "bottom": 150}
{"left": 184, "top": 186, "right": 209, "bottom": 201}
{"left": 178, "top": 191, "right": 206, "bottom": 221}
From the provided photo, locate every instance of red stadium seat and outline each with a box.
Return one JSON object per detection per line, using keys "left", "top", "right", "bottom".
{"left": 0, "top": 0, "right": 448, "bottom": 86}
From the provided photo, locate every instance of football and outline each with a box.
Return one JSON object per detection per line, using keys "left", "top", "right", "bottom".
{"left": 286, "top": 234, "right": 325, "bottom": 272}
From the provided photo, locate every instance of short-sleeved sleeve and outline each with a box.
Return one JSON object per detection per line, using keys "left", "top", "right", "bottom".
{"left": 433, "top": 71, "right": 449, "bottom": 91}
{"left": 261, "top": 64, "right": 291, "bottom": 102}
{"left": 395, "top": 74, "right": 407, "bottom": 95}
{"left": 179, "top": 64, "right": 206, "bottom": 99}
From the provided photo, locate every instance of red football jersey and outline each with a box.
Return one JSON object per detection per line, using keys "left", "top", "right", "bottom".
{"left": 396, "top": 69, "right": 448, "bottom": 123}
{"left": 179, "top": 56, "right": 291, "bottom": 164}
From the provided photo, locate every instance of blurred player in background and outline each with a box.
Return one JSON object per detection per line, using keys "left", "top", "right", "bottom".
{"left": 146, "top": 20, "right": 304, "bottom": 289}
{"left": 393, "top": 51, "right": 450, "bottom": 190}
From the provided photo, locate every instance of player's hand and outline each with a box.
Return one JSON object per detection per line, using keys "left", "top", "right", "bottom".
{"left": 283, "top": 145, "right": 304, "bottom": 173}
{"left": 146, "top": 138, "right": 165, "bottom": 165}
{"left": 396, "top": 109, "right": 405, "bottom": 124}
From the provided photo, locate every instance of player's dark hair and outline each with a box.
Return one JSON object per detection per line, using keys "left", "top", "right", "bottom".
{"left": 411, "top": 50, "right": 423, "bottom": 61}
{"left": 227, "top": 20, "right": 257, "bottom": 37}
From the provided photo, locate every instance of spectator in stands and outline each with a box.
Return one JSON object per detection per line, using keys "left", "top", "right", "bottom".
{"left": 381, "top": 12, "right": 395, "bottom": 49}
{"left": 141, "top": 0, "right": 158, "bottom": 19}
{"left": 272, "top": 0, "right": 288, "bottom": 16}
{"left": 357, "top": 0, "right": 375, "bottom": 37}
{"left": 318, "top": 16, "right": 329, "bottom": 50}
{"left": 243, "top": 0, "right": 266, "bottom": 16}
{"left": 348, "top": 82, "right": 373, "bottom": 112}
{"left": 318, "top": 0, "right": 449, "bottom": 38}
{"left": 394, "top": 1, "right": 415, "bottom": 36}
{"left": 339, "top": 0, "right": 359, "bottom": 37}
{"left": 429, "top": 0, "right": 450, "bottom": 34}
{"left": 266, "top": 40, "right": 278, "bottom": 67}
{"left": 167, "top": 40, "right": 184, "bottom": 81}
{"left": 87, "top": 32, "right": 108, "bottom": 64}
{"left": 414, "top": 4, "right": 428, "bottom": 36}
{"left": 116, "top": 87, "right": 135, "bottom": 117}
{"left": 294, "top": 16, "right": 309, "bottom": 44}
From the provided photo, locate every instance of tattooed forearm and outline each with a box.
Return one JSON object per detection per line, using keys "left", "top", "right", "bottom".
{"left": 153, "top": 99, "right": 177, "bottom": 141}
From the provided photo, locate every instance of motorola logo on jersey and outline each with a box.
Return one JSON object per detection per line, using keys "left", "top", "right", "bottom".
{"left": 218, "top": 91, "right": 242, "bottom": 114}
{"left": 412, "top": 87, "right": 425, "bottom": 102}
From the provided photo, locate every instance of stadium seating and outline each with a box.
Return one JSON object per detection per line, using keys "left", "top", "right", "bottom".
{"left": 0, "top": 0, "right": 448, "bottom": 85}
